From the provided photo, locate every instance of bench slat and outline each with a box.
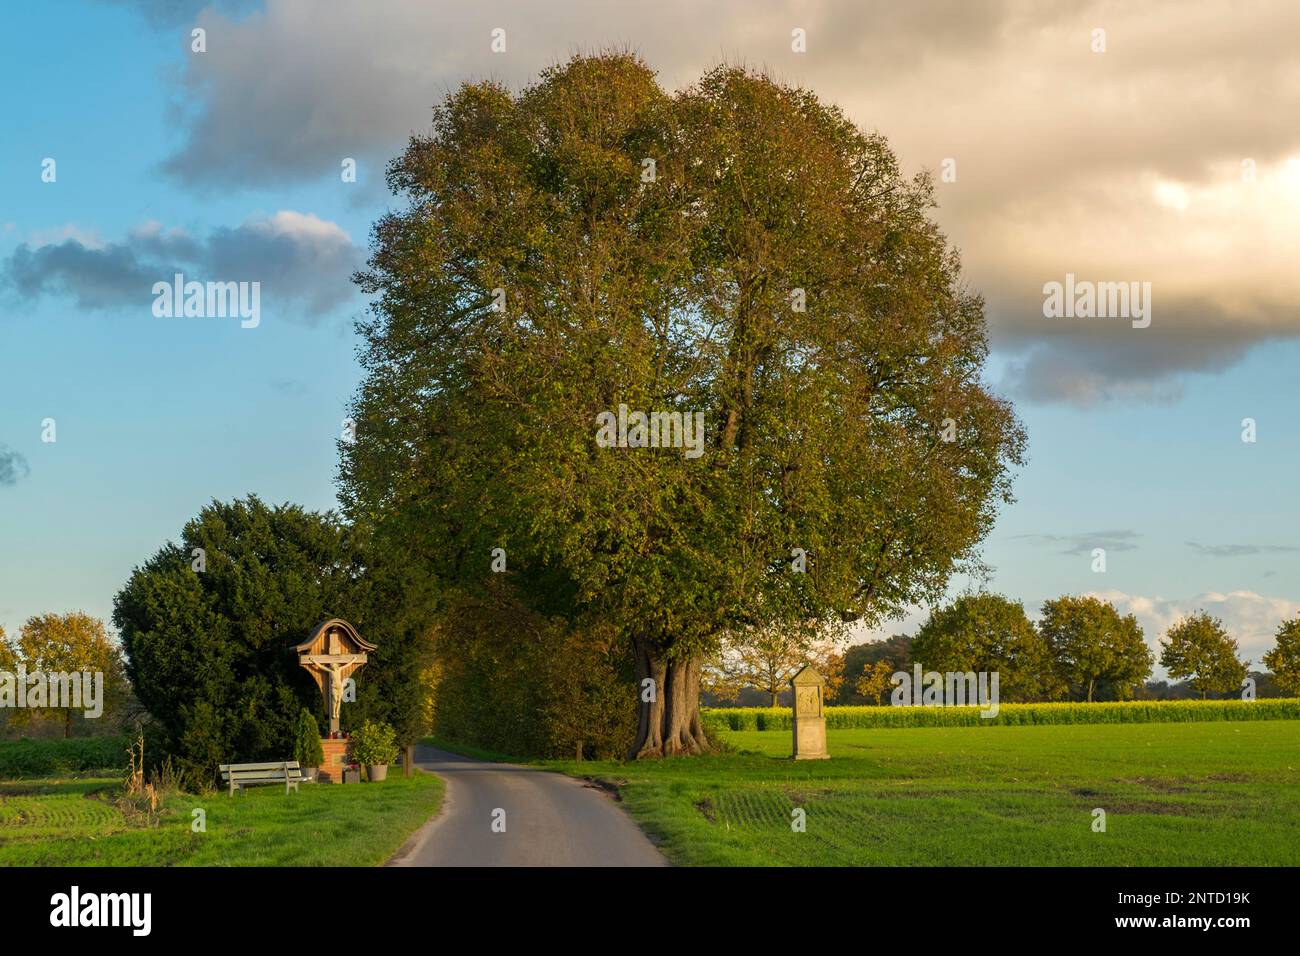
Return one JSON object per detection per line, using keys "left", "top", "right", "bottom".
{"left": 218, "top": 764, "right": 299, "bottom": 775}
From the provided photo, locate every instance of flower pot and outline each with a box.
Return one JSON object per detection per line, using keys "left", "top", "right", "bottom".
{"left": 365, "top": 764, "right": 388, "bottom": 782}
{"left": 301, "top": 767, "right": 319, "bottom": 782}
{"left": 342, "top": 767, "right": 360, "bottom": 784}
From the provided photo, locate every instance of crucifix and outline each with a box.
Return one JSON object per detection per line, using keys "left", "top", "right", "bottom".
{"left": 295, "top": 619, "right": 375, "bottom": 734}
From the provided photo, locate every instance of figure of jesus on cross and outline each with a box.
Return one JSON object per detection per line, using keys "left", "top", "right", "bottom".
{"left": 295, "top": 620, "right": 375, "bottom": 734}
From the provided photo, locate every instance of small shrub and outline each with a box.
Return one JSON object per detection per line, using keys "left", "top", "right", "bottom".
{"left": 350, "top": 720, "right": 398, "bottom": 766}
{"left": 293, "top": 709, "right": 325, "bottom": 768}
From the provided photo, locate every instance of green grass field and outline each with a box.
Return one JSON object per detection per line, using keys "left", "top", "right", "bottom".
{"left": 0, "top": 771, "right": 443, "bottom": 866}
{"left": 549, "top": 721, "right": 1300, "bottom": 866}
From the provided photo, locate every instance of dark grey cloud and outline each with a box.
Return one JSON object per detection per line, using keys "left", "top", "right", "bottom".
{"left": 1012, "top": 530, "right": 1141, "bottom": 556}
{"left": 0, "top": 445, "right": 30, "bottom": 487}
{"left": 5, "top": 241, "right": 155, "bottom": 311}
{"left": 988, "top": 290, "right": 1290, "bottom": 406}
{"left": 1187, "top": 541, "right": 1300, "bottom": 558}
{"left": 2, "top": 214, "right": 362, "bottom": 323}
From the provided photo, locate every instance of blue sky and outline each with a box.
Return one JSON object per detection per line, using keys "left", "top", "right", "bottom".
{"left": 2, "top": 0, "right": 1298, "bottom": 672}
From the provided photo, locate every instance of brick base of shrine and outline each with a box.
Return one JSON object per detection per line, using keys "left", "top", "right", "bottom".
{"left": 319, "top": 738, "right": 350, "bottom": 783}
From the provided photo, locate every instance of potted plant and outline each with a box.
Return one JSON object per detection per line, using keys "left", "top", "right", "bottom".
{"left": 350, "top": 720, "right": 398, "bottom": 782}
{"left": 293, "top": 709, "right": 324, "bottom": 782}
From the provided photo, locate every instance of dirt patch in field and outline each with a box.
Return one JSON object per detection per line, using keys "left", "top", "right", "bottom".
{"left": 695, "top": 797, "right": 717, "bottom": 823}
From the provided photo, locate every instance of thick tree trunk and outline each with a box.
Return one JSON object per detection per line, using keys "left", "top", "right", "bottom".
{"left": 631, "top": 639, "right": 710, "bottom": 758}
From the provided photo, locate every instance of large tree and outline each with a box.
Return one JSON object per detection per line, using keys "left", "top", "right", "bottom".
{"left": 911, "top": 594, "right": 1060, "bottom": 702}
{"left": 1039, "top": 596, "right": 1152, "bottom": 702}
{"left": 0, "top": 613, "right": 130, "bottom": 737}
{"left": 1263, "top": 616, "right": 1300, "bottom": 696}
{"left": 1160, "top": 612, "right": 1248, "bottom": 698}
{"left": 341, "top": 53, "right": 1024, "bottom": 757}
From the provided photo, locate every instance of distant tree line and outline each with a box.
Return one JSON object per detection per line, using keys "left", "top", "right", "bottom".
{"left": 707, "top": 593, "right": 1300, "bottom": 706}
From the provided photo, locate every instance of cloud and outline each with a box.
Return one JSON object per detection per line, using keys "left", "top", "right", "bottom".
{"left": 1012, "top": 530, "right": 1141, "bottom": 556}
{"left": 0, "top": 445, "right": 30, "bottom": 487}
{"left": 1187, "top": 541, "right": 1300, "bottom": 559}
{"left": 1090, "top": 588, "right": 1300, "bottom": 670}
{"left": 2, "top": 212, "right": 362, "bottom": 322}
{"left": 121, "top": 0, "right": 1300, "bottom": 401}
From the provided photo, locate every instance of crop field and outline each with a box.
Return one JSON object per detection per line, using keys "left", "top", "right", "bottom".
{"left": 556, "top": 720, "right": 1300, "bottom": 866}
{"left": 706, "top": 698, "right": 1300, "bottom": 731}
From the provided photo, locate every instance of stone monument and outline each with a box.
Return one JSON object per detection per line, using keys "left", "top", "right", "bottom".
{"left": 296, "top": 618, "right": 374, "bottom": 783}
{"left": 790, "top": 664, "right": 829, "bottom": 760}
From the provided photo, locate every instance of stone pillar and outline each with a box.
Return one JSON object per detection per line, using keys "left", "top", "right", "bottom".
{"left": 790, "top": 665, "right": 830, "bottom": 760}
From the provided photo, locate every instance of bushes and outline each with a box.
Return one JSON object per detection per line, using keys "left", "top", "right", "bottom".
{"left": 0, "top": 736, "right": 128, "bottom": 778}
{"left": 708, "top": 698, "right": 1300, "bottom": 731}
{"left": 430, "top": 585, "right": 638, "bottom": 760}
{"left": 113, "top": 496, "right": 437, "bottom": 784}
{"left": 350, "top": 720, "right": 399, "bottom": 766}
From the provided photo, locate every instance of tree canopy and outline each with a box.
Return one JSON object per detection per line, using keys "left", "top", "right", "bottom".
{"left": 341, "top": 53, "right": 1024, "bottom": 756}
{"left": 1160, "top": 612, "right": 1248, "bottom": 698}
{"left": 911, "top": 594, "right": 1059, "bottom": 702}
{"left": 1039, "top": 596, "right": 1152, "bottom": 702}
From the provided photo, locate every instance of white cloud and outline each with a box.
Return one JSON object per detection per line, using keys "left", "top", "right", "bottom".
{"left": 1087, "top": 588, "right": 1300, "bottom": 673}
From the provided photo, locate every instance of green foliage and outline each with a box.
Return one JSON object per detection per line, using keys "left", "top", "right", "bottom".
{"left": 1039, "top": 596, "right": 1152, "bottom": 701}
{"left": 430, "top": 585, "right": 637, "bottom": 760}
{"left": 1263, "top": 617, "right": 1300, "bottom": 696}
{"left": 911, "top": 594, "right": 1060, "bottom": 702}
{"left": 837, "top": 636, "right": 913, "bottom": 704}
{"left": 113, "top": 496, "right": 435, "bottom": 784}
{"left": 706, "top": 698, "right": 1300, "bottom": 730}
{"left": 1160, "top": 612, "right": 1248, "bottom": 698}
{"left": 340, "top": 52, "right": 1026, "bottom": 753}
{"left": 349, "top": 720, "right": 398, "bottom": 766}
{"left": 0, "top": 736, "right": 128, "bottom": 778}
{"left": 0, "top": 613, "right": 133, "bottom": 736}
{"left": 293, "top": 709, "right": 324, "bottom": 767}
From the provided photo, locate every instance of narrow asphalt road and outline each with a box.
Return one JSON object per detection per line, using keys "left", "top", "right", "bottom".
{"left": 387, "top": 745, "right": 668, "bottom": 867}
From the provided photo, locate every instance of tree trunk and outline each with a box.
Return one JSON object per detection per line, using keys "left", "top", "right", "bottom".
{"left": 770, "top": 690, "right": 779, "bottom": 708}
{"left": 631, "top": 639, "right": 710, "bottom": 758}
{"left": 1087, "top": 679, "right": 1095, "bottom": 703}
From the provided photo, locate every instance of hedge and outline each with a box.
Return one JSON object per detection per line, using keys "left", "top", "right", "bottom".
{"left": 706, "top": 698, "right": 1300, "bottom": 731}
{"left": 0, "top": 736, "right": 129, "bottom": 778}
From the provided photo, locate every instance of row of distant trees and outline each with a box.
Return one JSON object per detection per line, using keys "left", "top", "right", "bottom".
{"left": 703, "top": 594, "right": 1300, "bottom": 706}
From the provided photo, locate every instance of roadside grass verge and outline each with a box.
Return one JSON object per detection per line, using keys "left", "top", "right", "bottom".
{"left": 0, "top": 770, "right": 443, "bottom": 866}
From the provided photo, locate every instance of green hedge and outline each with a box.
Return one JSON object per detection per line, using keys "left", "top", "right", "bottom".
{"left": 706, "top": 698, "right": 1300, "bottom": 731}
{"left": 0, "top": 736, "right": 129, "bottom": 778}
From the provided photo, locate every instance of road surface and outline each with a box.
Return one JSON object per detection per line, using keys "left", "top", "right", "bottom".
{"left": 388, "top": 745, "right": 668, "bottom": 866}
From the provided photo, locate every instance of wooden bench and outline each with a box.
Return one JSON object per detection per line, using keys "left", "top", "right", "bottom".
{"left": 219, "top": 761, "right": 305, "bottom": 796}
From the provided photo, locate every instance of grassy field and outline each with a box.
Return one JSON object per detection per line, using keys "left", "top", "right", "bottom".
{"left": 543, "top": 721, "right": 1300, "bottom": 866}
{"left": 0, "top": 771, "right": 443, "bottom": 866}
